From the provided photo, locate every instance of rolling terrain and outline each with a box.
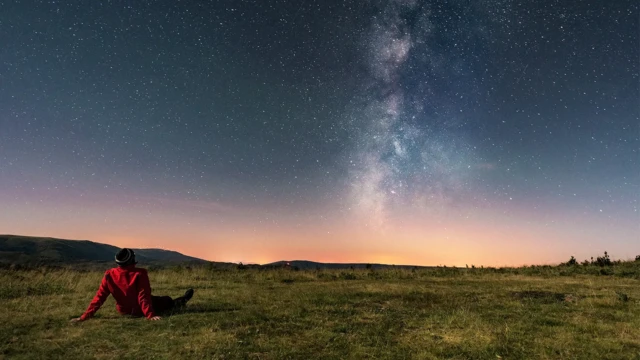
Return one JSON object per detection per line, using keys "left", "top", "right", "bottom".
{"left": 0, "top": 235, "right": 210, "bottom": 267}
{"left": 1, "top": 235, "right": 434, "bottom": 270}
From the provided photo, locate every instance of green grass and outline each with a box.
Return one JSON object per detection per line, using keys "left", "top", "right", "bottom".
{"left": 1, "top": 266, "right": 639, "bottom": 359}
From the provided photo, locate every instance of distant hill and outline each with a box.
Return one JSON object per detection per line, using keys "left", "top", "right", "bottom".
{"left": 0, "top": 235, "right": 436, "bottom": 271}
{"left": 265, "top": 260, "right": 433, "bottom": 270}
{"left": 0, "top": 235, "right": 211, "bottom": 268}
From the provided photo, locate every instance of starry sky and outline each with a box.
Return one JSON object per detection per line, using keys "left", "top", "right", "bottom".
{"left": 1, "top": 0, "right": 638, "bottom": 266}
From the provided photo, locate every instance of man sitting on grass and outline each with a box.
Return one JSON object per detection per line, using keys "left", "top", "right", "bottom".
{"left": 71, "top": 248, "right": 194, "bottom": 322}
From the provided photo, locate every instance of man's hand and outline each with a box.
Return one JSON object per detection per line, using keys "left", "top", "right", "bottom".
{"left": 70, "top": 317, "right": 84, "bottom": 323}
{"left": 149, "top": 316, "right": 162, "bottom": 321}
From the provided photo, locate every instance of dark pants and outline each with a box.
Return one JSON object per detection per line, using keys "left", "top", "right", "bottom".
{"left": 151, "top": 295, "right": 175, "bottom": 314}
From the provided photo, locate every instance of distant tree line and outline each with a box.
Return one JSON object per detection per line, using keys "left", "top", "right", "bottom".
{"left": 563, "top": 252, "right": 640, "bottom": 267}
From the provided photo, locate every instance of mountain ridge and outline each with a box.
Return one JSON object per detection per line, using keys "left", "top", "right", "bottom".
{"left": 0, "top": 234, "right": 210, "bottom": 267}
{"left": 265, "top": 260, "right": 435, "bottom": 270}
{"left": 1, "top": 235, "right": 436, "bottom": 270}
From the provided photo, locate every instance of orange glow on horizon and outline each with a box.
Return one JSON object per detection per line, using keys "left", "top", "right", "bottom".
{"left": 2, "top": 195, "right": 637, "bottom": 268}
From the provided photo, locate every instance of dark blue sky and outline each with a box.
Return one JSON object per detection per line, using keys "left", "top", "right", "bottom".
{"left": 0, "top": 0, "right": 638, "bottom": 264}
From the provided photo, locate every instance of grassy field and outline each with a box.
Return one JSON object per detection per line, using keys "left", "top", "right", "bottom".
{"left": 1, "top": 265, "right": 639, "bottom": 359}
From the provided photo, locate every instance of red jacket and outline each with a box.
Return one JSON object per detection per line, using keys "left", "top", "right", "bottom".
{"left": 80, "top": 265, "right": 157, "bottom": 320}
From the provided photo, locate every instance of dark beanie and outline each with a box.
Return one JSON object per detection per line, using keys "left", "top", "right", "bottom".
{"left": 115, "top": 248, "right": 136, "bottom": 266}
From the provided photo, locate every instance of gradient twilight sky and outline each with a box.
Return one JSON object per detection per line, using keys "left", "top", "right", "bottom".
{"left": 1, "top": 0, "right": 638, "bottom": 266}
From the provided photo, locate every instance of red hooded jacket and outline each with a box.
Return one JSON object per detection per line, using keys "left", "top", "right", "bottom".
{"left": 80, "top": 265, "right": 157, "bottom": 320}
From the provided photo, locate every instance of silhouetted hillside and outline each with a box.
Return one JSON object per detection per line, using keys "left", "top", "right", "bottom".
{"left": 0, "top": 235, "right": 208, "bottom": 267}
{"left": 265, "top": 260, "right": 433, "bottom": 270}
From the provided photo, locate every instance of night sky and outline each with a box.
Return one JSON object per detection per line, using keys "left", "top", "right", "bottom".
{"left": 1, "top": 0, "right": 638, "bottom": 266}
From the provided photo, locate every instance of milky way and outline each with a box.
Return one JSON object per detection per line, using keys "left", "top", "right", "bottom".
{"left": 348, "top": 0, "right": 476, "bottom": 228}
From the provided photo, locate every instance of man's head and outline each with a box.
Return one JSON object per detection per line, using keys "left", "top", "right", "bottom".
{"left": 115, "top": 248, "right": 137, "bottom": 266}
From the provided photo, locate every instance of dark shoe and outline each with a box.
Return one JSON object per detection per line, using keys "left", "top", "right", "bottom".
{"left": 174, "top": 289, "right": 194, "bottom": 307}
{"left": 183, "top": 288, "right": 194, "bottom": 302}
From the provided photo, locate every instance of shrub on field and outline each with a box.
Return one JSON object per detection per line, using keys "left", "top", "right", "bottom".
{"left": 595, "top": 252, "right": 612, "bottom": 267}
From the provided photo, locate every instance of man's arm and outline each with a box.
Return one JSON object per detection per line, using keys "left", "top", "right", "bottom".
{"left": 76, "top": 272, "right": 111, "bottom": 321}
{"left": 137, "top": 270, "right": 158, "bottom": 319}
